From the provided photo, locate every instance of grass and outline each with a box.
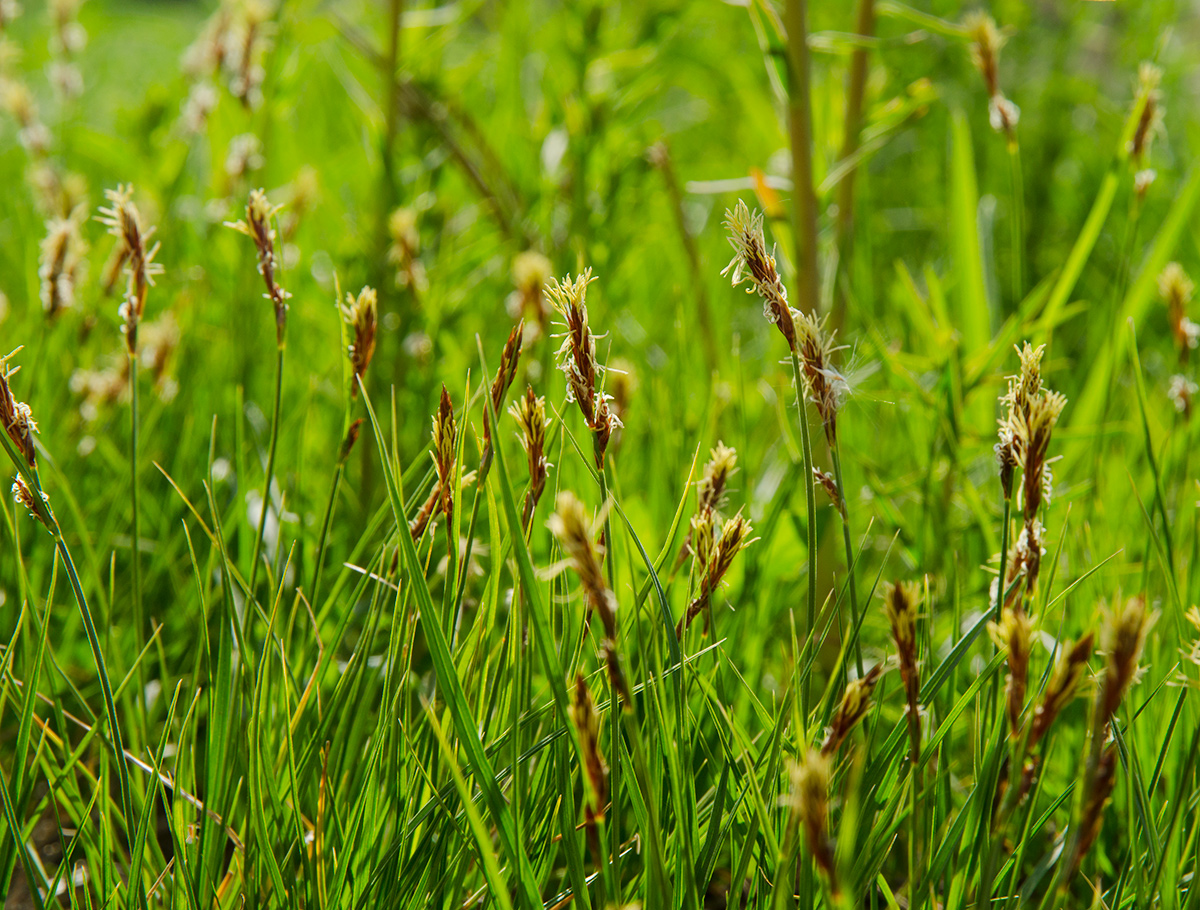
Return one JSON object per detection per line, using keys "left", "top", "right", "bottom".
{"left": 2, "top": 0, "right": 1200, "bottom": 908}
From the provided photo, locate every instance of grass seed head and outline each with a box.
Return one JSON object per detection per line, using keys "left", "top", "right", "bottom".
{"left": 1131, "top": 62, "right": 1163, "bottom": 166}
{"left": 790, "top": 750, "right": 838, "bottom": 893}
{"left": 1100, "top": 594, "right": 1156, "bottom": 723}
{"left": 39, "top": 206, "right": 87, "bottom": 318}
{"left": 794, "top": 310, "right": 847, "bottom": 446}
{"left": 12, "top": 475, "right": 49, "bottom": 525}
{"left": 98, "top": 185, "right": 162, "bottom": 353}
{"left": 1, "top": 352, "right": 37, "bottom": 468}
{"left": 1030, "top": 632, "right": 1093, "bottom": 747}
{"left": 822, "top": 663, "right": 884, "bottom": 756}
{"left": 431, "top": 385, "right": 457, "bottom": 520}
{"left": 509, "top": 384, "right": 550, "bottom": 522}
{"left": 483, "top": 320, "right": 524, "bottom": 459}
{"left": 1073, "top": 744, "right": 1118, "bottom": 875}
{"left": 722, "top": 199, "right": 797, "bottom": 351}
{"left": 549, "top": 491, "right": 617, "bottom": 639}
{"left": 342, "top": 286, "right": 377, "bottom": 397}
{"left": 698, "top": 441, "right": 737, "bottom": 517}
{"left": 227, "top": 188, "right": 290, "bottom": 345}
{"left": 512, "top": 250, "right": 552, "bottom": 328}
{"left": 571, "top": 673, "right": 608, "bottom": 818}
{"left": 988, "top": 607, "right": 1032, "bottom": 737}
{"left": 1159, "top": 262, "right": 1198, "bottom": 360}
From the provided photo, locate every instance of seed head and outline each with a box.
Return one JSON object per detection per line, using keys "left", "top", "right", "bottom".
{"left": 1015, "top": 390, "right": 1066, "bottom": 520}
{"left": 482, "top": 320, "right": 524, "bottom": 466}
{"left": 342, "top": 286, "right": 378, "bottom": 397}
{"left": 548, "top": 269, "right": 621, "bottom": 467}
{"left": 509, "top": 385, "right": 550, "bottom": 525}
{"left": 1160, "top": 262, "right": 1198, "bottom": 361}
{"left": 794, "top": 311, "right": 847, "bottom": 446}
{"left": 1, "top": 352, "right": 37, "bottom": 468}
{"left": 885, "top": 580, "right": 923, "bottom": 757}
{"left": 338, "top": 418, "right": 363, "bottom": 463}
{"left": 722, "top": 199, "right": 797, "bottom": 351}
{"left": 697, "top": 442, "right": 738, "bottom": 517}
{"left": 1073, "top": 744, "right": 1117, "bottom": 875}
{"left": 388, "top": 207, "right": 427, "bottom": 292}
{"left": 431, "top": 385, "right": 457, "bottom": 520}
{"left": 822, "top": 663, "right": 884, "bottom": 756}
{"left": 813, "top": 468, "right": 843, "bottom": 515}
{"left": 98, "top": 185, "right": 162, "bottom": 353}
{"left": 571, "top": 673, "right": 609, "bottom": 819}
{"left": 512, "top": 250, "right": 553, "bottom": 327}
{"left": 12, "top": 475, "right": 49, "bottom": 525}
{"left": 38, "top": 207, "right": 87, "bottom": 318}
{"left": 1030, "top": 632, "right": 1093, "bottom": 748}
{"left": 964, "top": 12, "right": 1005, "bottom": 98}
{"left": 1099, "top": 594, "right": 1156, "bottom": 724}
{"left": 549, "top": 491, "right": 617, "bottom": 639}
{"left": 790, "top": 750, "right": 838, "bottom": 893}
{"left": 227, "top": 188, "right": 290, "bottom": 346}
{"left": 679, "top": 512, "right": 754, "bottom": 634}
{"left": 1130, "top": 63, "right": 1163, "bottom": 166}
{"left": 988, "top": 607, "right": 1032, "bottom": 737}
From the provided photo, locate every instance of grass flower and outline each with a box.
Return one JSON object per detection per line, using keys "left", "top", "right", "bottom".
{"left": 1130, "top": 63, "right": 1163, "bottom": 168}
{"left": 1159, "top": 262, "right": 1197, "bottom": 362}
{"left": 722, "top": 199, "right": 796, "bottom": 351}
{"left": 431, "top": 385, "right": 457, "bottom": 521}
{"left": 1072, "top": 744, "right": 1118, "bottom": 875}
{"left": 549, "top": 491, "right": 617, "bottom": 639}
{"left": 1098, "top": 594, "right": 1156, "bottom": 725}
{"left": 548, "top": 269, "right": 621, "bottom": 468}
{"left": 678, "top": 511, "right": 754, "bottom": 635}
{"left": 1, "top": 349, "right": 38, "bottom": 468}
{"left": 481, "top": 320, "right": 524, "bottom": 475}
{"left": 98, "top": 185, "right": 162, "bottom": 353}
{"left": 227, "top": 187, "right": 289, "bottom": 346}
{"left": 571, "top": 672, "right": 609, "bottom": 824}
{"left": 964, "top": 12, "right": 1019, "bottom": 141}
{"left": 510, "top": 250, "right": 552, "bottom": 331}
{"left": 822, "top": 663, "right": 884, "bottom": 756}
{"left": 886, "top": 580, "right": 923, "bottom": 762}
{"left": 342, "top": 285, "right": 378, "bottom": 397}
{"left": 790, "top": 750, "right": 838, "bottom": 895}
{"left": 1029, "top": 633, "right": 1093, "bottom": 748}
{"left": 989, "top": 606, "right": 1032, "bottom": 738}
{"left": 38, "top": 206, "right": 87, "bottom": 318}
{"left": 509, "top": 384, "right": 550, "bottom": 527}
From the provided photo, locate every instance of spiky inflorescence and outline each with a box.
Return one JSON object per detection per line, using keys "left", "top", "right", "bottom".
{"left": 794, "top": 310, "right": 848, "bottom": 446}
{"left": 97, "top": 185, "right": 162, "bottom": 353}
{"left": 722, "top": 199, "right": 797, "bottom": 351}
{"left": 886, "top": 580, "right": 923, "bottom": 761}
{"left": 697, "top": 441, "right": 738, "bottom": 517}
{"left": 549, "top": 491, "right": 617, "bottom": 639}
{"left": 512, "top": 250, "right": 553, "bottom": 329}
{"left": 38, "top": 207, "right": 87, "bottom": 318}
{"left": 790, "top": 751, "right": 839, "bottom": 895}
{"left": 227, "top": 188, "right": 290, "bottom": 346}
{"left": 482, "top": 320, "right": 524, "bottom": 470}
{"left": 571, "top": 673, "right": 609, "bottom": 823}
{"left": 1029, "top": 632, "right": 1093, "bottom": 748}
{"left": 1073, "top": 744, "right": 1118, "bottom": 875}
{"left": 822, "top": 663, "right": 884, "bottom": 756}
{"left": 988, "top": 607, "right": 1032, "bottom": 738}
{"left": 548, "top": 269, "right": 620, "bottom": 468}
{"left": 963, "top": 12, "right": 1019, "bottom": 140}
{"left": 679, "top": 511, "right": 754, "bottom": 635}
{"left": 1159, "top": 262, "right": 1198, "bottom": 362}
{"left": 1, "top": 351, "right": 37, "bottom": 469}
{"left": 342, "top": 286, "right": 377, "bottom": 397}
{"left": 509, "top": 385, "right": 550, "bottom": 527}
{"left": 1099, "top": 594, "right": 1156, "bottom": 725}
{"left": 1130, "top": 63, "right": 1163, "bottom": 167}
{"left": 431, "top": 385, "right": 457, "bottom": 521}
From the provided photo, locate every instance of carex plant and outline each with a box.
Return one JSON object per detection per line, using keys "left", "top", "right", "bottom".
{"left": 3, "top": 4, "right": 1200, "bottom": 910}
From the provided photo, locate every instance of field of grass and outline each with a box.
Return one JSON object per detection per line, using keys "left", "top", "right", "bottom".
{"left": 2, "top": 0, "right": 1200, "bottom": 907}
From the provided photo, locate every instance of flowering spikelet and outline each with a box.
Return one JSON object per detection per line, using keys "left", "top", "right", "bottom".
{"left": 338, "top": 418, "right": 364, "bottom": 464}
{"left": 679, "top": 511, "right": 754, "bottom": 635}
{"left": 1159, "top": 262, "right": 1198, "bottom": 362}
{"left": 1, "top": 351, "right": 38, "bottom": 468}
{"left": 794, "top": 311, "right": 847, "bottom": 446}
{"left": 722, "top": 199, "right": 797, "bottom": 350}
{"left": 482, "top": 320, "right": 524, "bottom": 473}
{"left": 697, "top": 442, "right": 737, "bottom": 517}
{"left": 549, "top": 269, "right": 621, "bottom": 468}
{"left": 822, "top": 663, "right": 884, "bottom": 756}
{"left": 431, "top": 385, "right": 457, "bottom": 521}
{"left": 963, "top": 12, "right": 1019, "bottom": 141}
{"left": 988, "top": 607, "right": 1032, "bottom": 738}
{"left": 886, "top": 580, "right": 923, "bottom": 761}
{"left": 509, "top": 385, "right": 550, "bottom": 527}
{"left": 1130, "top": 63, "right": 1163, "bottom": 167}
{"left": 1029, "top": 633, "right": 1093, "bottom": 748}
{"left": 38, "top": 207, "right": 87, "bottom": 318}
{"left": 1072, "top": 744, "right": 1117, "bottom": 875}
{"left": 571, "top": 673, "right": 609, "bottom": 823}
{"left": 342, "top": 286, "right": 377, "bottom": 397}
{"left": 549, "top": 491, "right": 617, "bottom": 639}
{"left": 790, "top": 751, "right": 838, "bottom": 894}
{"left": 226, "top": 188, "right": 290, "bottom": 346}
{"left": 97, "top": 185, "right": 162, "bottom": 353}
{"left": 388, "top": 207, "right": 426, "bottom": 292}
{"left": 995, "top": 342, "right": 1044, "bottom": 498}
{"left": 511, "top": 250, "right": 552, "bottom": 330}
{"left": 1098, "top": 594, "right": 1156, "bottom": 724}
{"left": 12, "top": 475, "right": 49, "bottom": 524}
{"left": 1168, "top": 375, "right": 1196, "bottom": 419}
{"left": 813, "top": 468, "right": 843, "bottom": 515}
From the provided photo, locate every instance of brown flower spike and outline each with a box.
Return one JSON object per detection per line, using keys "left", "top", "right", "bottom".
{"left": 822, "top": 663, "right": 884, "bottom": 756}
{"left": 227, "top": 188, "right": 290, "bottom": 346}
{"left": 98, "top": 185, "right": 163, "bottom": 353}
{"left": 509, "top": 385, "right": 550, "bottom": 527}
{"left": 431, "top": 385, "right": 457, "bottom": 521}
{"left": 342, "top": 286, "right": 377, "bottom": 397}
{"left": 722, "top": 199, "right": 796, "bottom": 351}
{"left": 482, "top": 320, "right": 524, "bottom": 476}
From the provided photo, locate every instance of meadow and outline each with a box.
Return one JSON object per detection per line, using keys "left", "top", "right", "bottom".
{"left": 1, "top": 0, "right": 1199, "bottom": 907}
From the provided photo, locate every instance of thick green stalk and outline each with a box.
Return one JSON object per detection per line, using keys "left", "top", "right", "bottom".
{"left": 249, "top": 344, "right": 285, "bottom": 597}
{"left": 785, "top": 0, "right": 820, "bottom": 316}
{"left": 790, "top": 351, "right": 818, "bottom": 715}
